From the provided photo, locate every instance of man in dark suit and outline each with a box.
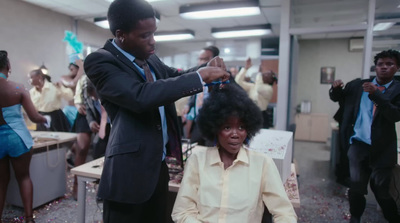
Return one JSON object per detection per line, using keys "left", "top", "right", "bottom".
{"left": 330, "top": 49, "right": 400, "bottom": 223}
{"left": 83, "top": 0, "right": 229, "bottom": 222}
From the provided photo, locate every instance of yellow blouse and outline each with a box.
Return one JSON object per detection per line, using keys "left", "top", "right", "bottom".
{"left": 74, "top": 75, "right": 87, "bottom": 105}
{"left": 29, "top": 79, "right": 73, "bottom": 112}
{"left": 172, "top": 146, "right": 297, "bottom": 223}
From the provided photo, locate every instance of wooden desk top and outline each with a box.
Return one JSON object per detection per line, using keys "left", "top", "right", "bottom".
{"left": 71, "top": 157, "right": 104, "bottom": 179}
{"left": 70, "top": 157, "right": 181, "bottom": 192}
{"left": 31, "top": 131, "right": 77, "bottom": 149}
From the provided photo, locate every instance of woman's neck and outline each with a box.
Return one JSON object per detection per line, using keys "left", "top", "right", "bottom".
{"left": 35, "top": 80, "right": 44, "bottom": 91}
{"left": 218, "top": 147, "right": 238, "bottom": 169}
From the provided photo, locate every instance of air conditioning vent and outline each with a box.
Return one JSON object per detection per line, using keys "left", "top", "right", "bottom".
{"left": 349, "top": 38, "right": 364, "bottom": 52}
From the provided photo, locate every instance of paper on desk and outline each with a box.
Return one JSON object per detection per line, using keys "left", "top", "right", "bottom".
{"left": 248, "top": 129, "right": 292, "bottom": 159}
{"left": 33, "top": 132, "right": 60, "bottom": 142}
{"left": 43, "top": 115, "right": 51, "bottom": 129}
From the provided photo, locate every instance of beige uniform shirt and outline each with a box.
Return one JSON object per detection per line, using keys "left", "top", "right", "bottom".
{"left": 29, "top": 79, "right": 73, "bottom": 112}
{"left": 172, "top": 146, "right": 297, "bottom": 223}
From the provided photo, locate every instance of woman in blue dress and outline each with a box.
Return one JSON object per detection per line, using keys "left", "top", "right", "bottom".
{"left": 0, "top": 50, "right": 47, "bottom": 223}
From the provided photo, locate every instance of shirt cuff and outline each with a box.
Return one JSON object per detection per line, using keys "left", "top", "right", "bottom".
{"left": 196, "top": 71, "right": 205, "bottom": 85}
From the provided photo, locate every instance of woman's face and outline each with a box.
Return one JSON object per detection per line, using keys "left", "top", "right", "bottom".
{"left": 28, "top": 71, "right": 41, "bottom": 86}
{"left": 217, "top": 116, "right": 248, "bottom": 156}
{"left": 68, "top": 64, "right": 79, "bottom": 77}
{"left": 262, "top": 71, "right": 274, "bottom": 84}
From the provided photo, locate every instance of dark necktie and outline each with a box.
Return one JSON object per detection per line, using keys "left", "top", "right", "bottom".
{"left": 134, "top": 59, "right": 154, "bottom": 83}
{"left": 373, "top": 85, "right": 386, "bottom": 116}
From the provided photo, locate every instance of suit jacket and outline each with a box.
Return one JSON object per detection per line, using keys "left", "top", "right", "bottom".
{"left": 84, "top": 39, "right": 203, "bottom": 204}
{"left": 329, "top": 78, "right": 400, "bottom": 168}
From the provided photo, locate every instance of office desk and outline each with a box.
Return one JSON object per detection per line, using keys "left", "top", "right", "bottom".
{"left": 249, "top": 129, "right": 293, "bottom": 183}
{"left": 72, "top": 155, "right": 300, "bottom": 223}
{"left": 6, "top": 131, "right": 76, "bottom": 209}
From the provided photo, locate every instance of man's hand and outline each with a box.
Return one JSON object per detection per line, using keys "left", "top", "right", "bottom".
{"left": 245, "top": 57, "right": 252, "bottom": 70}
{"left": 76, "top": 104, "right": 87, "bottom": 115}
{"left": 332, "top": 79, "right": 344, "bottom": 89}
{"left": 90, "top": 121, "right": 100, "bottom": 133}
{"left": 197, "top": 67, "right": 229, "bottom": 83}
{"left": 74, "top": 58, "right": 83, "bottom": 68}
{"left": 362, "top": 82, "right": 378, "bottom": 94}
{"left": 207, "top": 56, "right": 226, "bottom": 71}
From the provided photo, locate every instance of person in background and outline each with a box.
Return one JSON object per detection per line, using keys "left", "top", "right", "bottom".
{"left": 330, "top": 49, "right": 400, "bottom": 223}
{"left": 235, "top": 57, "right": 278, "bottom": 128}
{"left": 61, "top": 59, "right": 85, "bottom": 169}
{"left": 83, "top": 0, "right": 229, "bottom": 222}
{"left": 28, "top": 69, "right": 73, "bottom": 132}
{"left": 229, "top": 66, "right": 239, "bottom": 78}
{"left": 70, "top": 62, "right": 92, "bottom": 200}
{"left": 61, "top": 61, "right": 82, "bottom": 128}
{"left": 172, "top": 83, "right": 297, "bottom": 223}
{"left": 84, "top": 78, "right": 110, "bottom": 159}
{"left": 174, "top": 96, "right": 189, "bottom": 138}
{"left": 0, "top": 50, "right": 48, "bottom": 223}
{"left": 183, "top": 45, "right": 220, "bottom": 143}
{"left": 197, "top": 45, "right": 220, "bottom": 65}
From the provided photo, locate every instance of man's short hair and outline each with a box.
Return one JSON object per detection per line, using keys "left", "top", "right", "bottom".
{"left": 374, "top": 49, "right": 400, "bottom": 66}
{"left": 107, "top": 0, "right": 155, "bottom": 36}
{"left": 203, "top": 46, "right": 220, "bottom": 57}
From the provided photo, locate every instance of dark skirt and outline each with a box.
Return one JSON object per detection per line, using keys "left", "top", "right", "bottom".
{"left": 37, "top": 109, "right": 71, "bottom": 132}
{"left": 72, "top": 113, "right": 91, "bottom": 133}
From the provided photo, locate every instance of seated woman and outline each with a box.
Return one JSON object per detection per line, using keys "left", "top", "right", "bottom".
{"left": 0, "top": 50, "right": 47, "bottom": 223}
{"left": 172, "top": 84, "right": 297, "bottom": 223}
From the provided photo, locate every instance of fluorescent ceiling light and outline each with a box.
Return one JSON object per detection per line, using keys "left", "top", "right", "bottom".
{"left": 94, "top": 17, "right": 109, "bottom": 29}
{"left": 94, "top": 12, "right": 160, "bottom": 29}
{"left": 106, "top": 0, "right": 163, "bottom": 2}
{"left": 154, "top": 30, "right": 195, "bottom": 42}
{"left": 180, "top": 1, "right": 260, "bottom": 19}
{"left": 373, "top": 22, "right": 395, "bottom": 31}
{"left": 212, "top": 24, "right": 272, "bottom": 39}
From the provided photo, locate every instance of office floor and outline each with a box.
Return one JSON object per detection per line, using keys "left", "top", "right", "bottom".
{"left": 2, "top": 141, "right": 388, "bottom": 223}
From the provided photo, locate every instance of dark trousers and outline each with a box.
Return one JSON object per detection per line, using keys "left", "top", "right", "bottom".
{"left": 262, "top": 107, "right": 274, "bottom": 129}
{"left": 348, "top": 140, "right": 400, "bottom": 222}
{"left": 103, "top": 161, "right": 170, "bottom": 223}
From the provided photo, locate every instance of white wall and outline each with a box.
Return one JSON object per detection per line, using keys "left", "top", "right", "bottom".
{"left": 0, "top": 0, "right": 111, "bottom": 86}
{"left": 296, "top": 38, "right": 364, "bottom": 122}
